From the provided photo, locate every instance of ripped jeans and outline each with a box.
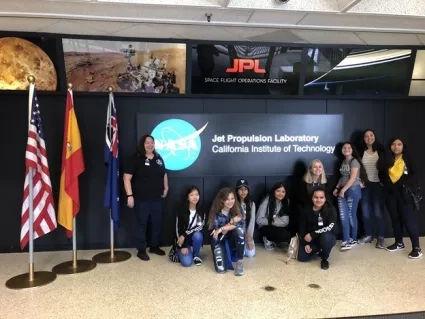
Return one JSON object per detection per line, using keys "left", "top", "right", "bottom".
{"left": 338, "top": 185, "right": 362, "bottom": 243}
{"left": 210, "top": 226, "right": 245, "bottom": 273}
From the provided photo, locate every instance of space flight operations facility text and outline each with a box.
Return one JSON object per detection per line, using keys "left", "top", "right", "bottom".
{"left": 211, "top": 134, "right": 335, "bottom": 154}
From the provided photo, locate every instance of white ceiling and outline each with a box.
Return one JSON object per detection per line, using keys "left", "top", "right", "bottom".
{"left": 0, "top": 0, "right": 425, "bottom": 45}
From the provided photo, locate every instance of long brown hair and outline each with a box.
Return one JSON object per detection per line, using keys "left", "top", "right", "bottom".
{"left": 207, "top": 187, "right": 241, "bottom": 230}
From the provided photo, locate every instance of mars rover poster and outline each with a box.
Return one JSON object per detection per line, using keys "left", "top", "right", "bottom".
{"left": 62, "top": 39, "right": 186, "bottom": 94}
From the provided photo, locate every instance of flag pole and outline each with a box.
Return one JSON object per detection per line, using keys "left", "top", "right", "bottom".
{"left": 6, "top": 75, "right": 57, "bottom": 289}
{"left": 52, "top": 83, "right": 96, "bottom": 275}
{"left": 92, "top": 87, "right": 131, "bottom": 264}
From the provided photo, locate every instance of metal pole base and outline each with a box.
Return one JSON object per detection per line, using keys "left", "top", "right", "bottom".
{"left": 52, "top": 260, "right": 96, "bottom": 275}
{"left": 92, "top": 250, "right": 132, "bottom": 264}
{"left": 6, "top": 271, "right": 56, "bottom": 290}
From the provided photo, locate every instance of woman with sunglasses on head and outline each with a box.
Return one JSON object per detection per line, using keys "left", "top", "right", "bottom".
{"left": 175, "top": 186, "right": 205, "bottom": 267}
{"left": 358, "top": 129, "right": 387, "bottom": 248}
{"left": 379, "top": 137, "right": 422, "bottom": 259}
{"left": 256, "top": 182, "right": 291, "bottom": 251}
{"left": 235, "top": 179, "right": 256, "bottom": 258}
{"left": 300, "top": 159, "right": 329, "bottom": 207}
{"left": 208, "top": 187, "right": 245, "bottom": 276}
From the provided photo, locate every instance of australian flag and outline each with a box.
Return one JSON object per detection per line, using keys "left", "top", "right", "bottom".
{"left": 104, "top": 92, "right": 120, "bottom": 229}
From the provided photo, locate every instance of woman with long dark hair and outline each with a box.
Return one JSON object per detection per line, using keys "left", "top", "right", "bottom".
{"left": 175, "top": 186, "right": 205, "bottom": 267}
{"left": 333, "top": 142, "right": 368, "bottom": 251}
{"left": 379, "top": 137, "right": 422, "bottom": 259}
{"left": 298, "top": 188, "right": 337, "bottom": 270}
{"left": 208, "top": 187, "right": 245, "bottom": 276}
{"left": 235, "top": 179, "right": 256, "bottom": 258}
{"left": 123, "top": 134, "right": 169, "bottom": 261}
{"left": 358, "top": 129, "right": 387, "bottom": 248}
{"left": 256, "top": 182, "right": 291, "bottom": 251}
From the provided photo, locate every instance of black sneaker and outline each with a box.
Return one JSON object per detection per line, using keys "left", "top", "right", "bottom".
{"left": 321, "top": 259, "right": 329, "bottom": 270}
{"left": 386, "top": 243, "right": 405, "bottom": 252}
{"left": 193, "top": 256, "right": 202, "bottom": 266}
{"left": 149, "top": 246, "right": 166, "bottom": 256}
{"left": 137, "top": 250, "right": 150, "bottom": 261}
{"left": 408, "top": 248, "right": 423, "bottom": 259}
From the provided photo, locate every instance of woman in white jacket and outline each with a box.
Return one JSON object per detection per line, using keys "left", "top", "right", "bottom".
{"left": 256, "top": 181, "right": 291, "bottom": 251}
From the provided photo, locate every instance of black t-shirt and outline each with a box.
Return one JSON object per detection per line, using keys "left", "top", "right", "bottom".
{"left": 123, "top": 153, "right": 167, "bottom": 201}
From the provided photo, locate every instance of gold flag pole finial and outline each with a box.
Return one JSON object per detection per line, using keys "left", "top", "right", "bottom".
{"left": 108, "top": 86, "right": 113, "bottom": 93}
{"left": 67, "top": 83, "right": 73, "bottom": 90}
{"left": 27, "top": 75, "right": 35, "bottom": 84}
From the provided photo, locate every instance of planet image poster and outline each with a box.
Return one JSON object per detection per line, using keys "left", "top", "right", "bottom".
{"left": 0, "top": 36, "right": 59, "bottom": 91}
{"left": 62, "top": 39, "right": 186, "bottom": 94}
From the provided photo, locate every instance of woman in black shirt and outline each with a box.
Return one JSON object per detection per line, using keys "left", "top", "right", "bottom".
{"left": 123, "top": 134, "right": 169, "bottom": 261}
{"left": 298, "top": 188, "right": 337, "bottom": 270}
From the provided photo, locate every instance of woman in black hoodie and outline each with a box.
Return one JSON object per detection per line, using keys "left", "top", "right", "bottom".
{"left": 378, "top": 137, "right": 422, "bottom": 259}
{"left": 298, "top": 188, "right": 338, "bottom": 270}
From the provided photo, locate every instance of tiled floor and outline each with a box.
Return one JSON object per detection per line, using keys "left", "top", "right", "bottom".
{"left": 1, "top": 238, "right": 425, "bottom": 319}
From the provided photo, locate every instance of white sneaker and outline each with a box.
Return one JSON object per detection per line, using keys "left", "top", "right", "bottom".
{"left": 341, "top": 241, "right": 352, "bottom": 251}
{"left": 263, "top": 236, "right": 276, "bottom": 251}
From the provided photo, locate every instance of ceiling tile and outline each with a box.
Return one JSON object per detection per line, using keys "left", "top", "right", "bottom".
{"left": 355, "top": 32, "right": 423, "bottom": 45}
{"left": 291, "top": 30, "right": 366, "bottom": 44}
{"left": 111, "top": 23, "right": 183, "bottom": 38}
{"left": 228, "top": 0, "right": 339, "bottom": 12}
{"left": 336, "top": 0, "right": 355, "bottom": 10}
{"left": 418, "top": 34, "right": 425, "bottom": 45}
{"left": 248, "top": 10, "right": 306, "bottom": 25}
{"left": 298, "top": 12, "right": 425, "bottom": 30}
{"left": 172, "top": 24, "right": 241, "bottom": 40}
{"left": 37, "top": 20, "right": 108, "bottom": 35}
{"left": 349, "top": 0, "right": 425, "bottom": 16}
{"left": 246, "top": 29, "right": 307, "bottom": 43}
{"left": 96, "top": 0, "right": 220, "bottom": 6}
{"left": 74, "top": 20, "right": 139, "bottom": 34}
{"left": 0, "top": 17, "right": 58, "bottom": 32}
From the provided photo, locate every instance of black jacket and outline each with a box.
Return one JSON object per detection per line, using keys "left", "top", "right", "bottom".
{"left": 298, "top": 203, "right": 337, "bottom": 246}
{"left": 176, "top": 209, "right": 205, "bottom": 248}
{"left": 378, "top": 153, "right": 419, "bottom": 195}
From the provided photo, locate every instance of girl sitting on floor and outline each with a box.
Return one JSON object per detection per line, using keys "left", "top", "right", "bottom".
{"left": 208, "top": 187, "right": 245, "bottom": 276}
{"left": 176, "top": 186, "right": 205, "bottom": 267}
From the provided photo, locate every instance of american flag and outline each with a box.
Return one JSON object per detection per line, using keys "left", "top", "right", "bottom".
{"left": 20, "top": 85, "right": 57, "bottom": 250}
{"left": 103, "top": 92, "right": 120, "bottom": 229}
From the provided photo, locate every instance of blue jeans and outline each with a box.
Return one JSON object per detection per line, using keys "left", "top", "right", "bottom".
{"left": 338, "top": 185, "right": 362, "bottom": 242}
{"left": 178, "top": 231, "right": 203, "bottom": 267}
{"left": 244, "top": 242, "right": 256, "bottom": 258}
{"left": 361, "top": 182, "right": 385, "bottom": 238}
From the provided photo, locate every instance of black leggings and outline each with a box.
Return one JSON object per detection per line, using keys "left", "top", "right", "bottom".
{"left": 260, "top": 226, "right": 292, "bottom": 243}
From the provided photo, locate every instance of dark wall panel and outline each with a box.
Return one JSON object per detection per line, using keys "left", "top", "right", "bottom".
{"left": 327, "top": 100, "right": 386, "bottom": 143}
{"left": 266, "top": 99, "right": 326, "bottom": 114}
{"left": 203, "top": 99, "right": 266, "bottom": 113}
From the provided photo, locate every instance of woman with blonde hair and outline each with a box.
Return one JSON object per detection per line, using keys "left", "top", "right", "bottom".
{"left": 301, "top": 159, "right": 329, "bottom": 207}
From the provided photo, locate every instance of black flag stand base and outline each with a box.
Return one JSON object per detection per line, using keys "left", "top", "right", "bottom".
{"left": 52, "top": 251, "right": 97, "bottom": 275}
{"left": 6, "top": 264, "right": 56, "bottom": 290}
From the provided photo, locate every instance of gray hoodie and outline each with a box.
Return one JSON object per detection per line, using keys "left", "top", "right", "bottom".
{"left": 256, "top": 196, "right": 289, "bottom": 228}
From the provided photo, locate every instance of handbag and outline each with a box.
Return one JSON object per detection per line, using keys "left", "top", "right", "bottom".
{"left": 404, "top": 183, "right": 423, "bottom": 212}
{"left": 168, "top": 241, "right": 180, "bottom": 263}
{"left": 169, "top": 213, "right": 198, "bottom": 263}
{"left": 284, "top": 234, "right": 299, "bottom": 264}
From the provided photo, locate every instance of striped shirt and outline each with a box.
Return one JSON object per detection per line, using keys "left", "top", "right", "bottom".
{"left": 362, "top": 151, "right": 380, "bottom": 182}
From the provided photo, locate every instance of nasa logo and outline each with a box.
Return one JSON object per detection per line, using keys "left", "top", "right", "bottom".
{"left": 151, "top": 119, "right": 208, "bottom": 171}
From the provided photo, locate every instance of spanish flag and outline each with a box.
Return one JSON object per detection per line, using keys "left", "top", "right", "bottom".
{"left": 58, "top": 89, "right": 85, "bottom": 237}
